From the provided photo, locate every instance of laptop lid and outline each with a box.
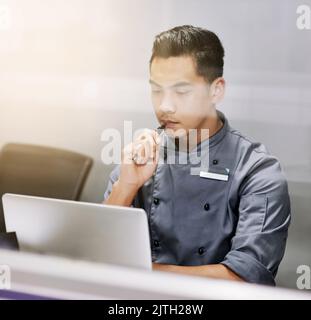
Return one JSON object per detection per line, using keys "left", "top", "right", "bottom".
{"left": 2, "top": 193, "right": 152, "bottom": 270}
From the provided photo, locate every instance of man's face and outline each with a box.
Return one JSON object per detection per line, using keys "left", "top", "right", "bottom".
{"left": 150, "top": 56, "right": 216, "bottom": 137}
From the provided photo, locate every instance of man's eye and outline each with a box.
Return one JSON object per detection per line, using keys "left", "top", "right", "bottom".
{"left": 176, "top": 90, "right": 190, "bottom": 95}
{"left": 152, "top": 89, "right": 162, "bottom": 93}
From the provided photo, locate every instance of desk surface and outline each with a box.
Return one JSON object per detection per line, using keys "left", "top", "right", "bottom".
{"left": 0, "top": 249, "right": 310, "bottom": 300}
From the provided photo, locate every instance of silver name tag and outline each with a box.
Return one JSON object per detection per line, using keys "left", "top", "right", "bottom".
{"left": 199, "top": 168, "right": 229, "bottom": 181}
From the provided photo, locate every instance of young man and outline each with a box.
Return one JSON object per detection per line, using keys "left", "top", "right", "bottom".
{"left": 103, "top": 25, "right": 291, "bottom": 285}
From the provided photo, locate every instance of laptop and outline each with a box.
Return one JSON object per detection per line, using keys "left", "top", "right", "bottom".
{"left": 2, "top": 193, "right": 152, "bottom": 270}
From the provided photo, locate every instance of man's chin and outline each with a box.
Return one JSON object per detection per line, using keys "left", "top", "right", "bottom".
{"left": 164, "top": 127, "right": 188, "bottom": 138}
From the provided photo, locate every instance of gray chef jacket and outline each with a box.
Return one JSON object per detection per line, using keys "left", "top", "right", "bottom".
{"left": 103, "top": 110, "right": 291, "bottom": 286}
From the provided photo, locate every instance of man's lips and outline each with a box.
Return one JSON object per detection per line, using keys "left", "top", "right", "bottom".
{"left": 162, "top": 120, "right": 179, "bottom": 128}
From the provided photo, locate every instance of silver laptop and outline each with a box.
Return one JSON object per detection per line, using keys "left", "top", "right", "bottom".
{"left": 2, "top": 193, "right": 152, "bottom": 270}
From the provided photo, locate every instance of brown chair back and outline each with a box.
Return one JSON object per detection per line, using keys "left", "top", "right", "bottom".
{"left": 0, "top": 143, "right": 93, "bottom": 232}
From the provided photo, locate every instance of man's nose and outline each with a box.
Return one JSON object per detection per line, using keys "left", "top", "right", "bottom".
{"left": 159, "top": 93, "right": 176, "bottom": 113}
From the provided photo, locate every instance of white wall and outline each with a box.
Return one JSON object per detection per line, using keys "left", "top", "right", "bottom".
{"left": 0, "top": 0, "right": 310, "bottom": 289}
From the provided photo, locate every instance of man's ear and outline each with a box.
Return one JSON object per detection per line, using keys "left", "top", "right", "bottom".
{"left": 210, "top": 77, "right": 225, "bottom": 104}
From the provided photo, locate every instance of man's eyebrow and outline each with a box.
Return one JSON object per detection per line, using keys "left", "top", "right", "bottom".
{"left": 149, "top": 79, "right": 161, "bottom": 86}
{"left": 149, "top": 79, "right": 192, "bottom": 88}
{"left": 171, "top": 81, "right": 192, "bottom": 88}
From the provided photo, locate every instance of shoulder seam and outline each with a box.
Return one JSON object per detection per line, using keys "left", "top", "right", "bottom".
{"left": 228, "top": 129, "right": 269, "bottom": 155}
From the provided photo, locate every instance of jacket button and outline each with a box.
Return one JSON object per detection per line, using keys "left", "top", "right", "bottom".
{"left": 213, "top": 159, "right": 218, "bottom": 165}
{"left": 153, "top": 198, "right": 160, "bottom": 205}
{"left": 198, "top": 247, "right": 205, "bottom": 255}
{"left": 204, "top": 203, "right": 210, "bottom": 211}
{"left": 154, "top": 240, "right": 160, "bottom": 247}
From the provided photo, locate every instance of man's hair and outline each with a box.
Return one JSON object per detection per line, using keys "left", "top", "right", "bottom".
{"left": 150, "top": 25, "right": 225, "bottom": 83}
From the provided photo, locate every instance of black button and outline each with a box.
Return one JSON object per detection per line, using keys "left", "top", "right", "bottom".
{"left": 154, "top": 240, "right": 160, "bottom": 247}
{"left": 213, "top": 159, "right": 218, "bottom": 165}
{"left": 153, "top": 198, "right": 160, "bottom": 205}
{"left": 204, "top": 203, "right": 210, "bottom": 211}
{"left": 198, "top": 247, "right": 205, "bottom": 255}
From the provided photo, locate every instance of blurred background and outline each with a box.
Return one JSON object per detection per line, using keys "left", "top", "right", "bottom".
{"left": 0, "top": 0, "right": 310, "bottom": 289}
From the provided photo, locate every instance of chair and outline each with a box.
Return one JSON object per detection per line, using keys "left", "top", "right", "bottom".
{"left": 0, "top": 143, "right": 93, "bottom": 232}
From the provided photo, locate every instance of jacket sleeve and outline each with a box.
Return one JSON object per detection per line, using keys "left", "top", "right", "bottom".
{"left": 103, "top": 165, "right": 121, "bottom": 202}
{"left": 221, "top": 154, "right": 291, "bottom": 285}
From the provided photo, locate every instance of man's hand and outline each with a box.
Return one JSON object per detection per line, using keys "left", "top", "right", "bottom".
{"left": 119, "top": 129, "right": 161, "bottom": 190}
{"left": 104, "top": 129, "right": 161, "bottom": 207}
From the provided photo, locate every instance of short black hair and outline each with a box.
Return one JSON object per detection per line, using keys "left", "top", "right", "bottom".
{"left": 150, "top": 25, "right": 225, "bottom": 83}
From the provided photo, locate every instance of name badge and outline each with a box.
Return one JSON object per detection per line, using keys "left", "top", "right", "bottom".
{"left": 200, "top": 167, "right": 230, "bottom": 181}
